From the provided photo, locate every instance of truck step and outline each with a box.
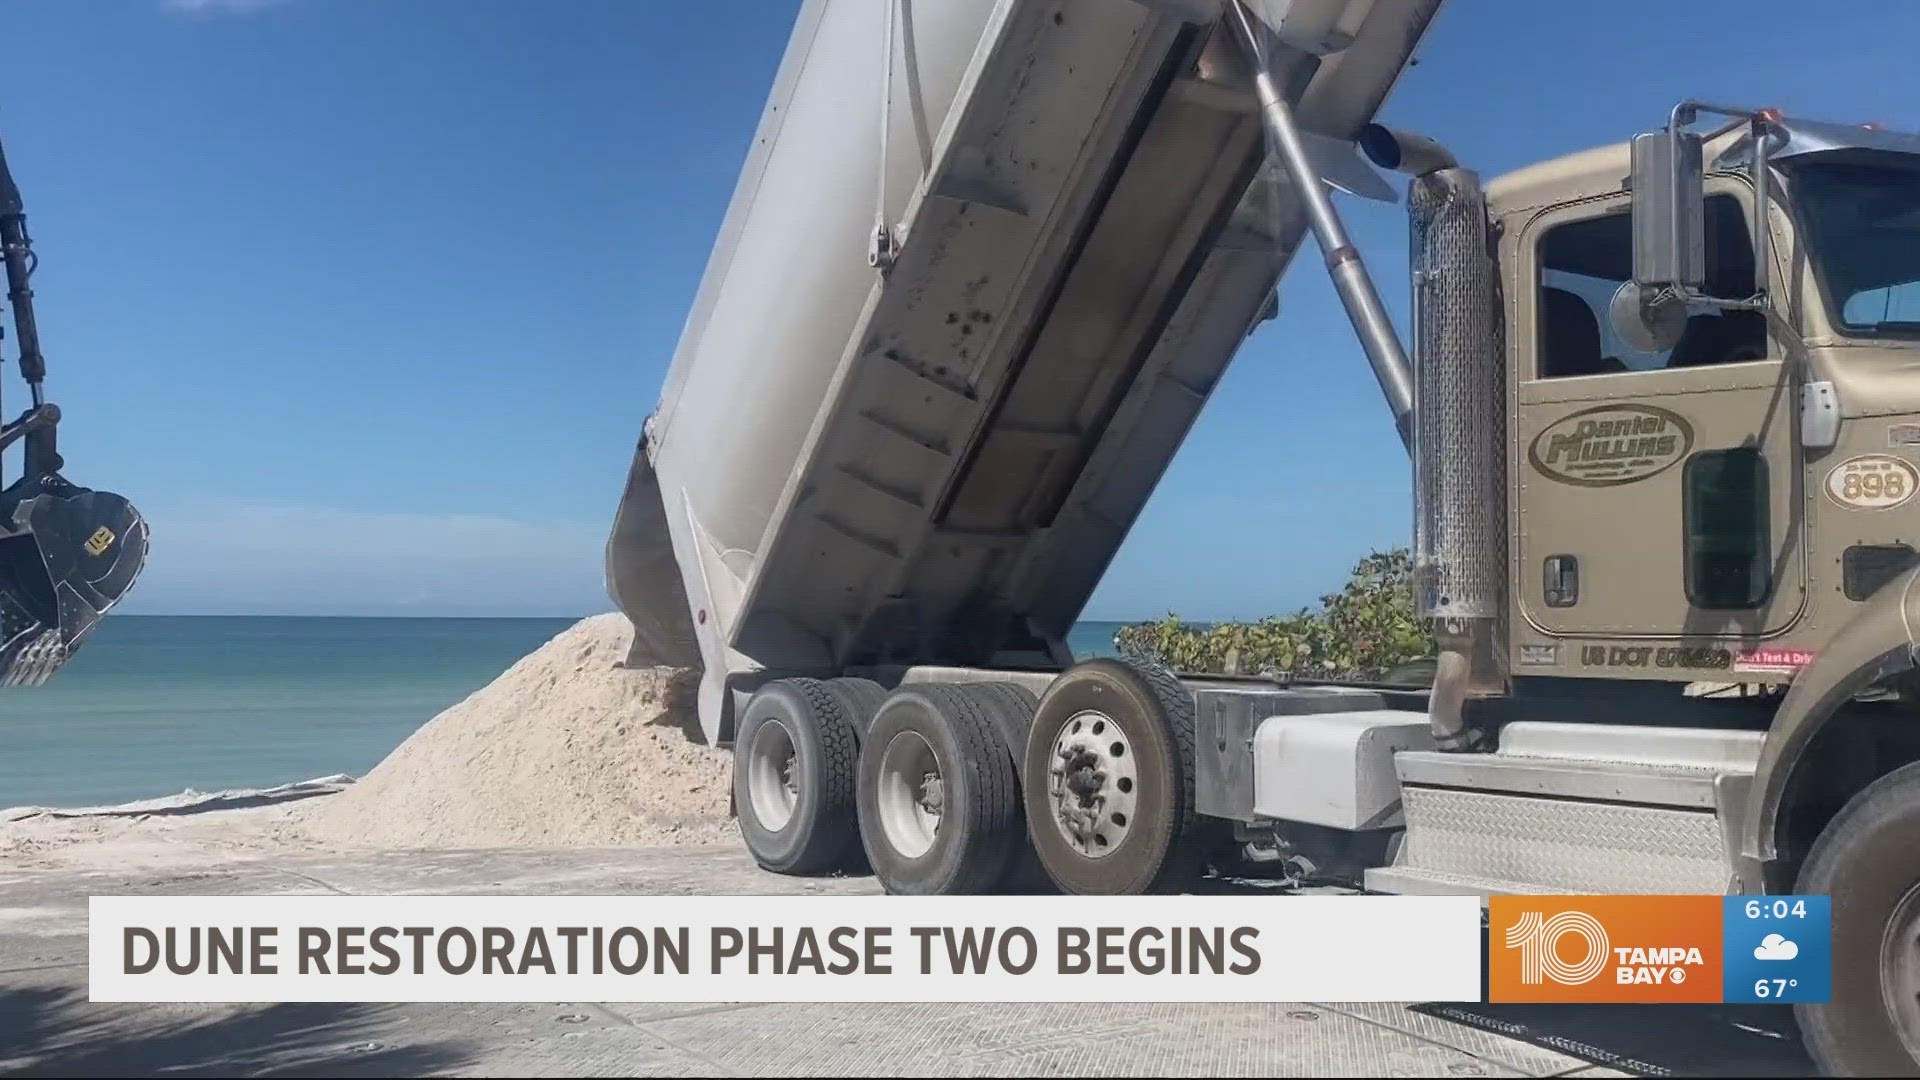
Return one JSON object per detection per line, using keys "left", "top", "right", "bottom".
{"left": 1492, "top": 721, "right": 1765, "bottom": 772}
{"left": 1393, "top": 785, "right": 1734, "bottom": 896}
{"left": 1394, "top": 750, "right": 1732, "bottom": 810}
{"left": 1363, "top": 864, "right": 1573, "bottom": 899}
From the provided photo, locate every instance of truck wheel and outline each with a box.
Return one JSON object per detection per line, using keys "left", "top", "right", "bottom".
{"left": 826, "top": 677, "right": 888, "bottom": 742}
{"left": 1022, "top": 657, "right": 1206, "bottom": 894}
{"left": 732, "top": 678, "right": 861, "bottom": 874}
{"left": 1795, "top": 760, "right": 1920, "bottom": 1077}
{"left": 856, "top": 684, "right": 1021, "bottom": 894}
{"left": 962, "top": 682, "right": 1055, "bottom": 894}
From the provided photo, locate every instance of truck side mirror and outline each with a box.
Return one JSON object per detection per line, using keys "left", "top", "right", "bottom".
{"left": 1615, "top": 129, "right": 1706, "bottom": 351}
{"left": 1630, "top": 129, "right": 1706, "bottom": 290}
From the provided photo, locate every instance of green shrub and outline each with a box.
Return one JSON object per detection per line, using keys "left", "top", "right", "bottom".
{"left": 1112, "top": 548, "right": 1434, "bottom": 679}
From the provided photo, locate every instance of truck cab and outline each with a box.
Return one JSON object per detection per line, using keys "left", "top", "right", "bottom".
{"left": 1472, "top": 121, "right": 1920, "bottom": 884}
{"left": 1493, "top": 123, "right": 1920, "bottom": 688}
{"left": 1381, "top": 116, "right": 1920, "bottom": 1074}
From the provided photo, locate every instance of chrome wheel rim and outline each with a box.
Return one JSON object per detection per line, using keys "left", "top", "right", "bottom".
{"left": 746, "top": 719, "right": 798, "bottom": 832}
{"left": 876, "top": 731, "right": 941, "bottom": 859}
{"left": 1046, "top": 709, "right": 1138, "bottom": 859}
{"left": 1883, "top": 882, "right": 1920, "bottom": 1062}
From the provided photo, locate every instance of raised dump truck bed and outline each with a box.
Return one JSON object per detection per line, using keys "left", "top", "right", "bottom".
{"left": 610, "top": 0, "right": 1442, "bottom": 742}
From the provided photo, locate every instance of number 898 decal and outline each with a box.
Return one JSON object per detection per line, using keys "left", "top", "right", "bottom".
{"left": 1825, "top": 454, "right": 1920, "bottom": 511}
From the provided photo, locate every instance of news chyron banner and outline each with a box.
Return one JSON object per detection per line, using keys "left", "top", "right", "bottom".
{"left": 91, "top": 896, "right": 1484, "bottom": 1003}
{"left": 89, "top": 893, "right": 1832, "bottom": 1004}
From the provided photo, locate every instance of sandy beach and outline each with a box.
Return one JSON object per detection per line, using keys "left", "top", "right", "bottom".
{"left": 1, "top": 614, "right": 733, "bottom": 874}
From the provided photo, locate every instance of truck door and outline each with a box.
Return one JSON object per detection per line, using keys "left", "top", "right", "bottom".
{"left": 1514, "top": 183, "right": 1806, "bottom": 642}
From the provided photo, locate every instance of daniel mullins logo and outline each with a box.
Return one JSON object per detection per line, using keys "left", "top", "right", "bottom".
{"left": 1527, "top": 404, "right": 1694, "bottom": 487}
{"left": 1504, "top": 910, "right": 1610, "bottom": 985}
{"left": 1490, "top": 897, "right": 1721, "bottom": 1003}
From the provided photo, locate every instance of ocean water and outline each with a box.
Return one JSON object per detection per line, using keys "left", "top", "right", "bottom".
{"left": 0, "top": 616, "right": 1129, "bottom": 808}
{"left": 1064, "top": 620, "right": 1125, "bottom": 661}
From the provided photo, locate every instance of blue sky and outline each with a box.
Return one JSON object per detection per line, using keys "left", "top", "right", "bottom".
{"left": 0, "top": 0, "right": 1913, "bottom": 619}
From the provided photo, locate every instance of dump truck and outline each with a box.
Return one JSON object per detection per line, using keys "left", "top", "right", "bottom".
{"left": 607, "top": 1, "right": 1920, "bottom": 1072}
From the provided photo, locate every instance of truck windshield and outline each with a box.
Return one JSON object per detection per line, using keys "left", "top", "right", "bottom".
{"left": 1792, "top": 156, "right": 1920, "bottom": 338}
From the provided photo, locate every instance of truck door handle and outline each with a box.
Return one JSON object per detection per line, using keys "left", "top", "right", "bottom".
{"left": 1544, "top": 554, "right": 1580, "bottom": 608}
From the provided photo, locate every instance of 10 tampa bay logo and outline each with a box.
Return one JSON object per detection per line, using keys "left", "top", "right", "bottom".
{"left": 1488, "top": 896, "right": 1722, "bottom": 1003}
{"left": 1505, "top": 910, "right": 1704, "bottom": 986}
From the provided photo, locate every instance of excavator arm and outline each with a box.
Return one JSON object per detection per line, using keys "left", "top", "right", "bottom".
{"left": 0, "top": 133, "right": 148, "bottom": 686}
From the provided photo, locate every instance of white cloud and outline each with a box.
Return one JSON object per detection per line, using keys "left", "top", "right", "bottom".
{"left": 161, "top": 0, "right": 287, "bottom": 15}
{"left": 1753, "top": 933, "right": 1799, "bottom": 961}
{"left": 119, "top": 503, "right": 619, "bottom": 617}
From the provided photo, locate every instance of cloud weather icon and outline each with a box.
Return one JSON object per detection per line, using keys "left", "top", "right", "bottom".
{"left": 1754, "top": 933, "right": 1800, "bottom": 961}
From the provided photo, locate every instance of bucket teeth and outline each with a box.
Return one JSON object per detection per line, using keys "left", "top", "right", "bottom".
{"left": 0, "top": 626, "right": 67, "bottom": 687}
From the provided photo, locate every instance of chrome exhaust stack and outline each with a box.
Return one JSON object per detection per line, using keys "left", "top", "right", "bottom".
{"left": 1369, "top": 124, "right": 1508, "bottom": 749}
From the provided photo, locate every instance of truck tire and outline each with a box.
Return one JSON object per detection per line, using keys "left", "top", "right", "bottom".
{"left": 819, "top": 677, "right": 891, "bottom": 875}
{"left": 1795, "top": 760, "right": 1920, "bottom": 1077}
{"left": 964, "top": 681, "right": 1039, "bottom": 762}
{"left": 961, "top": 681, "right": 1054, "bottom": 895}
{"left": 856, "top": 684, "right": 1022, "bottom": 894}
{"left": 1022, "top": 657, "right": 1207, "bottom": 894}
{"left": 826, "top": 677, "right": 888, "bottom": 742}
{"left": 732, "top": 678, "right": 861, "bottom": 875}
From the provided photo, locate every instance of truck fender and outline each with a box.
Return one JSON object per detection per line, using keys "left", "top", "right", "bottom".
{"left": 1741, "top": 566, "right": 1920, "bottom": 887}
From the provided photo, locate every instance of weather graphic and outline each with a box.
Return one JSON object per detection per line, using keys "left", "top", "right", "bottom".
{"left": 1723, "top": 896, "right": 1831, "bottom": 1004}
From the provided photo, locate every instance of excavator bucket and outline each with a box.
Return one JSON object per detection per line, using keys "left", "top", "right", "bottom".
{"left": 0, "top": 133, "right": 149, "bottom": 684}
{"left": 0, "top": 473, "right": 147, "bottom": 685}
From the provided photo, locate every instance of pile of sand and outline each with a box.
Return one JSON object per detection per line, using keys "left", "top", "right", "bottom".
{"left": 294, "top": 613, "right": 734, "bottom": 849}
